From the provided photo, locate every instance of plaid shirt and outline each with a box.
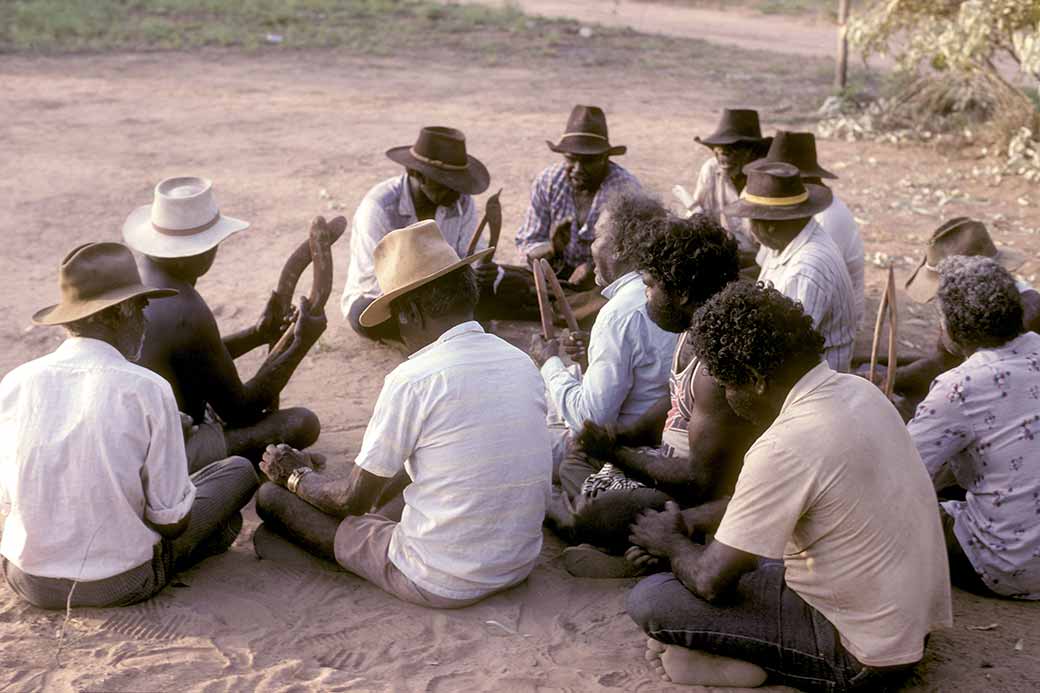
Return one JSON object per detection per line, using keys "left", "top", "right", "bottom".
{"left": 514, "top": 161, "right": 640, "bottom": 270}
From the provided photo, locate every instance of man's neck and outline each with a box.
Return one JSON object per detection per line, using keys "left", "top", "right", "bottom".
{"left": 407, "top": 176, "right": 438, "bottom": 220}
{"left": 140, "top": 255, "right": 199, "bottom": 288}
{"left": 403, "top": 313, "right": 476, "bottom": 355}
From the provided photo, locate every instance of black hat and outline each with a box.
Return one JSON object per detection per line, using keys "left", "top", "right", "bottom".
{"left": 762, "top": 131, "right": 837, "bottom": 180}
{"left": 696, "top": 108, "right": 770, "bottom": 147}
{"left": 547, "top": 105, "right": 627, "bottom": 157}
{"left": 386, "top": 126, "right": 490, "bottom": 195}
{"left": 724, "top": 161, "right": 833, "bottom": 221}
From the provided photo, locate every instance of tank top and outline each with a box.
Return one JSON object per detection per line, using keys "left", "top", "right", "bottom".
{"left": 662, "top": 331, "right": 697, "bottom": 460}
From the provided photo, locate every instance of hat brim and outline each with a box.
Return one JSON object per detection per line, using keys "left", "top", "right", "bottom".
{"left": 358, "top": 246, "right": 495, "bottom": 328}
{"left": 695, "top": 134, "right": 770, "bottom": 148}
{"left": 798, "top": 165, "right": 839, "bottom": 181}
{"left": 122, "top": 204, "right": 250, "bottom": 259}
{"left": 723, "top": 184, "right": 833, "bottom": 221}
{"left": 905, "top": 246, "right": 1029, "bottom": 304}
{"left": 32, "top": 284, "right": 177, "bottom": 326}
{"left": 385, "top": 147, "right": 490, "bottom": 195}
{"left": 546, "top": 140, "right": 627, "bottom": 157}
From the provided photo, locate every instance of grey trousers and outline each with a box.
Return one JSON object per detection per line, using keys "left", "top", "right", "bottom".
{"left": 2, "top": 456, "right": 258, "bottom": 610}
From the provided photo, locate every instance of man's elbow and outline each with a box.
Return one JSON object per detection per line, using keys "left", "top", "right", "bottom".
{"left": 150, "top": 513, "right": 191, "bottom": 540}
{"left": 691, "top": 571, "right": 730, "bottom": 604}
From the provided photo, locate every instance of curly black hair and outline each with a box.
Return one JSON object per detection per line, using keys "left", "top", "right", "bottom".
{"left": 691, "top": 281, "right": 824, "bottom": 386}
{"left": 635, "top": 212, "right": 740, "bottom": 306}
{"left": 603, "top": 189, "right": 668, "bottom": 268}
{"left": 390, "top": 265, "right": 479, "bottom": 320}
{"left": 937, "top": 256, "right": 1023, "bottom": 348}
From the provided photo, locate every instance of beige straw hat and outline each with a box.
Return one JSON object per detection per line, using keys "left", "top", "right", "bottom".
{"left": 359, "top": 220, "right": 493, "bottom": 328}
{"left": 122, "top": 176, "right": 249, "bottom": 258}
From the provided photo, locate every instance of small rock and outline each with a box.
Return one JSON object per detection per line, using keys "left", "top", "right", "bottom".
{"left": 578, "top": 26, "right": 593, "bottom": 38}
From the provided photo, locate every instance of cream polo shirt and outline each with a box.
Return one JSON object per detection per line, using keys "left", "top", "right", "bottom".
{"left": 0, "top": 338, "right": 195, "bottom": 581}
{"left": 353, "top": 322, "right": 552, "bottom": 601}
{"left": 716, "top": 363, "right": 952, "bottom": 667}
{"left": 690, "top": 158, "right": 758, "bottom": 253}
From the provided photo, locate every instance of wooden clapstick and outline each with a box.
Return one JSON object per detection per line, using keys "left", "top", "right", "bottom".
{"left": 532, "top": 258, "right": 555, "bottom": 340}
{"left": 466, "top": 188, "right": 503, "bottom": 257}
{"left": 539, "top": 258, "right": 580, "bottom": 333}
{"left": 868, "top": 264, "right": 899, "bottom": 396}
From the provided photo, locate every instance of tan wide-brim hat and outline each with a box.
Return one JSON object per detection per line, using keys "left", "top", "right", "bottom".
{"left": 33, "top": 242, "right": 177, "bottom": 325}
{"left": 122, "top": 176, "right": 250, "bottom": 258}
{"left": 359, "top": 219, "right": 494, "bottom": 328}
{"left": 905, "top": 217, "right": 1027, "bottom": 303}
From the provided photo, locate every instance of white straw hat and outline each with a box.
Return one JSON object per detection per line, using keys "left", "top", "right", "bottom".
{"left": 122, "top": 176, "right": 249, "bottom": 258}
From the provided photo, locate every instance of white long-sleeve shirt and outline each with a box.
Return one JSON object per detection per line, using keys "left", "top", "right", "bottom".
{"left": 540, "top": 271, "right": 678, "bottom": 432}
{"left": 0, "top": 338, "right": 195, "bottom": 581}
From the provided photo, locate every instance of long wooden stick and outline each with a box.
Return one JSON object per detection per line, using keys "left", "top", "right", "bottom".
{"left": 466, "top": 188, "right": 502, "bottom": 257}
{"left": 533, "top": 258, "right": 555, "bottom": 340}
{"left": 539, "top": 258, "right": 580, "bottom": 332}
{"left": 884, "top": 265, "right": 898, "bottom": 397}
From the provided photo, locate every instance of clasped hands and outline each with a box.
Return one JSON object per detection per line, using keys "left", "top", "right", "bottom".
{"left": 626, "top": 500, "right": 689, "bottom": 571}
{"left": 260, "top": 443, "right": 327, "bottom": 485}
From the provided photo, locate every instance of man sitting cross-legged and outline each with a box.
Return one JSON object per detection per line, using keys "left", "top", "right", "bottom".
{"left": 547, "top": 213, "right": 760, "bottom": 577}
{"left": 908, "top": 256, "right": 1040, "bottom": 600}
{"left": 254, "top": 220, "right": 552, "bottom": 608}
{"left": 0, "top": 243, "right": 258, "bottom": 610}
{"left": 626, "top": 282, "right": 951, "bottom": 691}
{"left": 527, "top": 190, "right": 678, "bottom": 473}
{"left": 123, "top": 176, "right": 325, "bottom": 471}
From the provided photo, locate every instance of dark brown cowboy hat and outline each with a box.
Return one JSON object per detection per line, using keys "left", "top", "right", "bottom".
{"left": 33, "top": 242, "right": 177, "bottom": 326}
{"left": 761, "top": 131, "right": 837, "bottom": 180}
{"left": 695, "top": 108, "right": 771, "bottom": 148}
{"left": 547, "top": 105, "right": 627, "bottom": 157}
{"left": 723, "top": 161, "right": 832, "bottom": 221}
{"left": 905, "top": 217, "right": 1028, "bottom": 303}
{"left": 386, "top": 126, "right": 490, "bottom": 196}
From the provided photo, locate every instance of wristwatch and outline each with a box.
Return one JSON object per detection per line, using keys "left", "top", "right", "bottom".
{"left": 286, "top": 466, "right": 314, "bottom": 494}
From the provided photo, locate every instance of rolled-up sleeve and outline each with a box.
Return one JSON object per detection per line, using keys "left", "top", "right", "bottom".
{"left": 141, "top": 386, "right": 195, "bottom": 526}
{"left": 354, "top": 373, "right": 421, "bottom": 479}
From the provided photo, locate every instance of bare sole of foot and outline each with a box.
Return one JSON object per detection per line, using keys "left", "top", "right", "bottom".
{"left": 562, "top": 544, "right": 642, "bottom": 578}
{"left": 645, "top": 637, "right": 768, "bottom": 687}
{"left": 252, "top": 523, "right": 341, "bottom": 573}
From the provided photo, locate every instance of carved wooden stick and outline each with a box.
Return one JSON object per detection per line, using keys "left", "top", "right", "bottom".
{"left": 539, "top": 258, "right": 580, "bottom": 333}
{"left": 884, "top": 265, "right": 898, "bottom": 397}
{"left": 533, "top": 258, "right": 555, "bottom": 340}
{"left": 466, "top": 188, "right": 502, "bottom": 257}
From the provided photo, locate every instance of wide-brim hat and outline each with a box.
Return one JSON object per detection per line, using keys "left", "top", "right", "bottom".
{"left": 386, "top": 126, "right": 490, "bottom": 196}
{"left": 359, "top": 220, "right": 494, "bottom": 327}
{"left": 905, "top": 217, "right": 1028, "bottom": 303}
{"left": 33, "top": 242, "right": 177, "bottom": 325}
{"left": 123, "top": 176, "right": 250, "bottom": 258}
{"left": 695, "top": 108, "right": 770, "bottom": 148}
{"left": 546, "top": 104, "right": 627, "bottom": 157}
{"left": 723, "top": 161, "right": 833, "bottom": 220}
{"left": 762, "top": 130, "right": 837, "bottom": 180}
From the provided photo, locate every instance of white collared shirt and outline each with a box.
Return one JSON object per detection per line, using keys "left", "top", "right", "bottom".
{"left": 339, "top": 174, "right": 481, "bottom": 319}
{"left": 541, "top": 271, "right": 678, "bottom": 432}
{"left": 691, "top": 158, "right": 758, "bottom": 253}
{"left": 353, "top": 322, "right": 552, "bottom": 600}
{"left": 0, "top": 338, "right": 195, "bottom": 581}
{"left": 757, "top": 219, "right": 857, "bottom": 372}
{"left": 814, "top": 195, "right": 865, "bottom": 328}
{"left": 716, "top": 363, "right": 952, "bottom": 667}
{"left": 909, "top": 331, "right": 1040, "bottom": 599}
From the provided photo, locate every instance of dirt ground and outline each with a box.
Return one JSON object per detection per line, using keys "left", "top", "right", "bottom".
{"left": 2, "top": 21, "right": 1040, "bottom": 693}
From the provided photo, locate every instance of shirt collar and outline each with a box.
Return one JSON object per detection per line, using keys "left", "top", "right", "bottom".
{"left": 770, "top": 219, "right": 820, "bottom": 268}
{"left": 55, "top": 336, "right": 127, "bottom": 361}
{"left": 398, "top": 174, "right": 463, "bottom": 219}
{"left": 601, "top": 270, "right": 642, "bottom": 299}
{"left": 408, "top": 320, "right": 485, "bottom": 360}
{"left": 778, "top": 360, "right": 833, "bottom": 414}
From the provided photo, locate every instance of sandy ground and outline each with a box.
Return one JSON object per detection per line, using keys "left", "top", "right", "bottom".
{"left": 2, "top": 31, "right": 1040, "bottom": 693}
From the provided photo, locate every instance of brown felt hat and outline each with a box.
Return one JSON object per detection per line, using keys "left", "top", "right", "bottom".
{"left": 723, "top": 161, "right": 832, "bottom": 221}
{"left": 33, "top": 242, "right": 177, "bottom": 326}
{"left": 696, "top": 108, "right": 770, "bottom": 148}
{"left": 905, "top": 217, "right": 1027, "bottom": 303}
{"left": 386, "top": 126, "right": 490, "bottom": 195}
{"left": 547, "top": 105, "right": 627, "bottom": 157}
{"left": 761, "top": 131, "right": 837, "bottom": 180}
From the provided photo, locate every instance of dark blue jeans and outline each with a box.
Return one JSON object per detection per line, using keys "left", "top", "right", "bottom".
{"left": 627, "top": 563, "right": 918, "bottom": 693}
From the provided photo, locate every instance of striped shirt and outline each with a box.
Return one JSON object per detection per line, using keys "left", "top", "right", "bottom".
{"left": 514, "top": 161, "right": 640, "bottom": 271}
{"left": 758, "top": 219, "right": 856, "bottom": 372}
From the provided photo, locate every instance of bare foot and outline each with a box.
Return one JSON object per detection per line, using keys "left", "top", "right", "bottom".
{"left": 645, "top": 637, "right": 768, "bottom": 687}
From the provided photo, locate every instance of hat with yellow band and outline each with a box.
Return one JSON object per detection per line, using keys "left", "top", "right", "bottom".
{"left": 723, "top": 161, "right": 833, "bottom": 221}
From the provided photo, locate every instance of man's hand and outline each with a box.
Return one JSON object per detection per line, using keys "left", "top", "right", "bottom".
{"left": 576, "top": 420, "right": 617, "bottom": 461}
{"left": 256, "top": 292, "right": 296, "bottom": 344}
{"left": 629, "top": 501, "right": 688, "bottom": 558}
{"left": 290, "top": 295, "right": 327, "bottom": 349}
{"left": 260, "top": 443, "right": 313, "bottom": 485}
{"left": 550, "top": 218, "right": 572, "bottom": 257}
{"left": 624, "top": 545, "right": 661, "bottom": 571}
{"left": 526, "top": 242, "right": 555, "bottom": 266}
{"left": 567, "top": 262, "right": 594, "bottom": 289}
{"left": 474, "top": 260, "right": 499, "bottom": 292}
{"left": 529, "top": 333, "right": 561, "bottom": 367}
{"left": 561, "top": 329, "right": 589, "bottom": 369}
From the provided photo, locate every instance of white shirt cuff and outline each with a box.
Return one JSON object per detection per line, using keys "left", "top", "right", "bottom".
{"left": 145, "top": 483, "right": 197, "bottom": 526}
{"left": 540, "top": 356, "right": 568, "bottom": 380}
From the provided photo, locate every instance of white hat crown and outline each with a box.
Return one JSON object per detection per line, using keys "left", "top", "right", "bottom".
{"left": 150, "top": 176, "right": 221, "bottom": 235}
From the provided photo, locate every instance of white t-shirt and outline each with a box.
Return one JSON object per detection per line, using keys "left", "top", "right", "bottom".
{"left": 354, "top": 322, "right": 552, "bottom": 601}
{"left": 0, "top": 338, "right": 195, "bottom": 581}
{"left": 716, "top": 363, "right": 953, "bottom": 667}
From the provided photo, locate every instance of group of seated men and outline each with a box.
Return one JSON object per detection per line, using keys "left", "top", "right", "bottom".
{"left": 1, "top": 104, "right": 1038, "bottom": 692}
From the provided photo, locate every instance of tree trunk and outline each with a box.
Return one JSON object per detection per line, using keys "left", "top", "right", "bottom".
{"left": 835, "top": 0, "right": 851, "bottom": 91}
